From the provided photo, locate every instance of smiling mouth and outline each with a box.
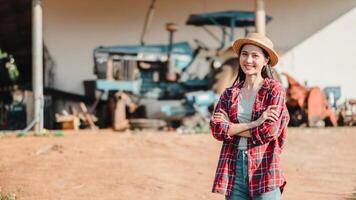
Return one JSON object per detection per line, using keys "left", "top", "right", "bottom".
{"left": 243, "top": 65, "right": 255, "bottom": 69}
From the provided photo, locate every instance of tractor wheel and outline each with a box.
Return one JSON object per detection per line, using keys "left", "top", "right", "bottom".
{"left": 129, "top": 118, "right": 167, "bottom": 129}
{"left": 287, "top": 104, "right": 308, "bottom": 126}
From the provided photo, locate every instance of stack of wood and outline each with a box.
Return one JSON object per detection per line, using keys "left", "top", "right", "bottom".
{"left": 55, "top": 102, "right": 98, "bottom": 130}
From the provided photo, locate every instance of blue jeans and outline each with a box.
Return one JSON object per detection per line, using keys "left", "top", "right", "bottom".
{"left": 226, "top": 149, "right": 281, "bottom": 200}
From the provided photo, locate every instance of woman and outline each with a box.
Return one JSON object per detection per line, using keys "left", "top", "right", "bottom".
{"left": 210, "top": 33, "right": 290, "bottom": 200}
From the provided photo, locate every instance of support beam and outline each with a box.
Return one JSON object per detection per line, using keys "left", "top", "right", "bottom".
{"left": 32, "top": 0, "right": 44, "bottom": 133}
{"left": 255, "top": 0, "right": 266, "bottom": 35}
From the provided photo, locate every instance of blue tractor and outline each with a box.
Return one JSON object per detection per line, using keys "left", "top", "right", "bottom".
{"left": 90, "top": 8, "right": 273, "bottom": 130}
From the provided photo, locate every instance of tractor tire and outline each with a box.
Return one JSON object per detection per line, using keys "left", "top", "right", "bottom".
{"left": 129, "top": 118, "right": 167, "bottom": 129}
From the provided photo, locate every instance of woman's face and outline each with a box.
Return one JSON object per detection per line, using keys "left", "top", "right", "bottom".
{"left": 239, "top": 44, "right": 269, "bottom": 77}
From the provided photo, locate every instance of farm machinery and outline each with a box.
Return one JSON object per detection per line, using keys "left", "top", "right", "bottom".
{"left": 88, "top": 7, "right": 353, "bottom": 129}
{"left": 88, "top": 7, "right": 273, "bottom": 130}
{"left": 281, "top": 73, "right": 338, "bottom": 127}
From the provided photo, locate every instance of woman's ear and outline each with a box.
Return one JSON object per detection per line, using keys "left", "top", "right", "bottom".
{"left": 264, "top": 57, "right": 270, "bottom": 65}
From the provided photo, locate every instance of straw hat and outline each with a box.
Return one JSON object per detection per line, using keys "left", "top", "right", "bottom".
{"left": 232, "top": 32, "right": 279, "bottom": 67}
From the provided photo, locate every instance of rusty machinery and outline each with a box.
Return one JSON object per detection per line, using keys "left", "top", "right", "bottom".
{"left": 337, "top": 99, "right": 356, "bottom": 126}
{"left": 281, "top": 73, "right": 337, "bottom": 127}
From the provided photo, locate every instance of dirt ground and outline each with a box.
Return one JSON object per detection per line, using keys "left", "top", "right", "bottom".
{"left": 0, "top": 127, "right": 355, "bottom": 200}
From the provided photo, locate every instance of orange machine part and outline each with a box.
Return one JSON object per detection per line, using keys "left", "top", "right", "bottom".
{"left": 282, "top": 73, "right": 337, "bottom": 127}
{"left": 282, "top": 73, "right": 308, "bottom": 108}
{"left": 307, "top": 87, "right": 337, "bottom": 126}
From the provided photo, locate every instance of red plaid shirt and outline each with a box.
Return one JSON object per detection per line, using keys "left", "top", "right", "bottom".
{"left": 210, "top": 78, "right": 289, "bottom": 197}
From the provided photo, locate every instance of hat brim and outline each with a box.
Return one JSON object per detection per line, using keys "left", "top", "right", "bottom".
{"left": 232, "top": 38, "right": 279, "bottom": 67}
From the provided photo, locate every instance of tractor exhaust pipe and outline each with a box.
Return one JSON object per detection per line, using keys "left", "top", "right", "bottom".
{"left": 255, "top": 0, "right": 266, "bottom": 35}
{"left": 165, "top": 23, "right": 178, "bottom": 82}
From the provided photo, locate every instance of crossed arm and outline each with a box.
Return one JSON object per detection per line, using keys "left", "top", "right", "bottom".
{"left": 212, "top": 105, "right": 279, "bottom": 138}
{"left": 210, "top": 87, "right": 286, "bottom": 143}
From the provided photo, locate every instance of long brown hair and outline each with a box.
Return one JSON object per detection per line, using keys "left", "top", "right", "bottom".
{"left": 231, "top": 44, "right": 275, "bottom": 86}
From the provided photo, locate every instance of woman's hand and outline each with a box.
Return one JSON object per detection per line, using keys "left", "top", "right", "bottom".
{"left": 257, "top": 105, "right": 279, "bottom": 125}
{"left": 212, "top": 109, "right": 230, "bottom": 123}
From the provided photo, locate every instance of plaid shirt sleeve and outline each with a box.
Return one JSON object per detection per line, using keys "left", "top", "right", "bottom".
{"left": 210, "top": 88, "right": 234, "bottom": 142}
{"left": 250, "top": 84, "right": 288, "bottom": 145}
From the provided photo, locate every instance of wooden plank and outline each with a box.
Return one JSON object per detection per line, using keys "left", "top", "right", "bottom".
{"left": 79, "top": 102, "right": 98, "bottom": 130}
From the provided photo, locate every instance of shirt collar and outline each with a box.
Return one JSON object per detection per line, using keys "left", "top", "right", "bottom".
{"left": 232, "top": 78, "right": 270, "bottom": 93}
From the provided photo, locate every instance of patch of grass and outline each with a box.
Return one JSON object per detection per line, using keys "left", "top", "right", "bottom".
{"left": 132, "top": 128, "right": 141, "bottom": 135}
{"left": 0, "top": 191, "right": 16, "bottom": 200}
{"left": 53, "top": 130, "right": 64, "bottom": 137}
{"left": 17, "top": 129, "right": 64, "bottom": 137}
{"left": 16, "top": 131, "right": 28, "bottom": 137}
